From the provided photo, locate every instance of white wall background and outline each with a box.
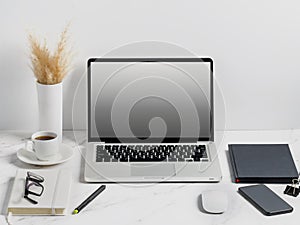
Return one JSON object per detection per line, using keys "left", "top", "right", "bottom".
{"left": 1, "top": 0, "right": 300, "bottom": 131}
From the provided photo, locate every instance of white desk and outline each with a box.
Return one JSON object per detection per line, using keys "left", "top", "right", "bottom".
{"left": 0, "top": 130, "right": 300, "bottom": 225}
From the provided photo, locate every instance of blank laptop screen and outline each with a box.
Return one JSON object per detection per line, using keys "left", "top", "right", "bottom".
{"left": 88, "top": 58, "right": 213, "bottom": 143}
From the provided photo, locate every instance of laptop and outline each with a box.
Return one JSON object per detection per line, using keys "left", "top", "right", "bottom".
{"left": 84, "top": 57, "right": 222, "bottom": 182}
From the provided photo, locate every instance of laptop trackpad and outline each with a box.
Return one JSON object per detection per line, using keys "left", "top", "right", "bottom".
{"left": 130, "top": 164, "right": 176, "bottom": 177}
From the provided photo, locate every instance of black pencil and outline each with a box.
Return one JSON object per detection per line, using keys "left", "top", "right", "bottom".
{"left": 72, "top": 185, "right": 106, "bottom": 214}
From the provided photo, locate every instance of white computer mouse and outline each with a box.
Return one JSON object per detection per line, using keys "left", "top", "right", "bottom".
{"left": 201, "top": 190, "right": 228, "bottom": 214}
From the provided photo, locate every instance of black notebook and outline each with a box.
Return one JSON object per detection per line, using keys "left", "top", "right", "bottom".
{"left": 228, "top": 144, "right": 298, "bottom": 183}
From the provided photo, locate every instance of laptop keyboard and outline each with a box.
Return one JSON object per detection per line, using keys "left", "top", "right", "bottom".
{"left": 95, "top": 145, "right": 209, "bottom": 162}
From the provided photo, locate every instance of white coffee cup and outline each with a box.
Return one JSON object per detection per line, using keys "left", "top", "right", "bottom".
{"left": 26, "top": 131, "right": 60, "bottom": 161}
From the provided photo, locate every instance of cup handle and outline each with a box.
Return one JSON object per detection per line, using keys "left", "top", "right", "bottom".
{"left": 25, "top": 140, "right": 35, "bottom": 153}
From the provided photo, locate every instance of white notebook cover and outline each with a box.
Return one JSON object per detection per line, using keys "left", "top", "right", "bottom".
{"left": 7, "top": 169, "right": 72, "bottom": 215}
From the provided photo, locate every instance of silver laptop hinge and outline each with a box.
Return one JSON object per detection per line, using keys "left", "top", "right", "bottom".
{"left": 197, "top": 141, "right": 211, "bottom": 144}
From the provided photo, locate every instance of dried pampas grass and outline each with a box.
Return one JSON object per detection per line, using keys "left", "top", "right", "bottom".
{"left": 28, "top": 25, "right": 72, "bottom": 85}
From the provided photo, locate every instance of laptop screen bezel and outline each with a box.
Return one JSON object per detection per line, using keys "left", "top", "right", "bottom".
{"left": 87, "top": 57, "right": 214, "bottom": 143}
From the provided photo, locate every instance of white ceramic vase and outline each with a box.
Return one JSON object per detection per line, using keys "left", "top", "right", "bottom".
{"left": 36, "top": 82, "right": 63, "bottom": 142}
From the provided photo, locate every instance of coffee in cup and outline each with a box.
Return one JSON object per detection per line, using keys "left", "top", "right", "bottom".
{"left": 26, "top": 131, "right": 60, "bottom": 161}
{"left": 35, "top": 135, "right": 56, "bottom": 141}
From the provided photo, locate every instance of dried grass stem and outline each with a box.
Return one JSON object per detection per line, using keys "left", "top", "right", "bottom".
{"left": 28, "top": 26, "right": 71, "bottom": 85}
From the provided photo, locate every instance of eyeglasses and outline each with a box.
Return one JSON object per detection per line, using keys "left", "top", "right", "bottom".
{"left": 24, "top": 171, "right": 44, "bottom": 204}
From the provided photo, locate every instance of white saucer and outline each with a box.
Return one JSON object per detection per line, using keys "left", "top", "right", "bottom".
{"left": 17, "top": 144, "right": 74, "bottom": 166}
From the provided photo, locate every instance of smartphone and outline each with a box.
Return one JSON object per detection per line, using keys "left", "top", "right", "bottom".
{"left": 238, "top": 184, "right": 293, "bottom": 216}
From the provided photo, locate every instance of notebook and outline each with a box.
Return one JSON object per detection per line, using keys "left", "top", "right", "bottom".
{"left": 228, "top": 144, "right": 299, "bottom": 183}
{"left": 7, "top": 169, "right": 72, "bottom": 215}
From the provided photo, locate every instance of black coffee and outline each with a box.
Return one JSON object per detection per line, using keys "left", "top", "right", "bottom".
{"left": 35, "top": 135, "right": 55, "bottom": 141}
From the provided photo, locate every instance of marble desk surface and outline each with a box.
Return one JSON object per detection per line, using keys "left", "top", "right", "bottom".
{"left": 1, "top": 130, "right": 300, "bottom": 225}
